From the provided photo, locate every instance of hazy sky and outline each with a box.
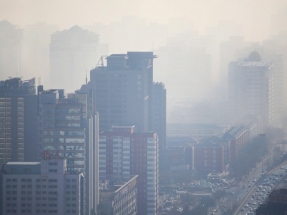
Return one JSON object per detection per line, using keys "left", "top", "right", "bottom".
{"left": 1, "top": 0, "right": 287, "bottom": 40}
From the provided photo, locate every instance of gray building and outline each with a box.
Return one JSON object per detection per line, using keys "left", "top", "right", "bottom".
{"left": 153, "top": 82, "right": 166, "bottom": 170}
{"left": 1, "top": 157, "right": 84, "bottom": 215}
{"left": 0, "top": 78, "right": 38, "bottom": 165}
{"left": 38, "top": 87, "right": 99, "bottom": 215}
{"left": 90, "top": 52, "right": 156, "bottom": 132}
{"left": 98, "top": 175, "right": 138, "bottom": 215}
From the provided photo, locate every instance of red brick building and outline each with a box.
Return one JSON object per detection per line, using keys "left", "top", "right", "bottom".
{"left": 194, "top": 139, "right": 224, "bottom": 174}
{"left": 223, "top": 125, "right": 250, "bottom": 159}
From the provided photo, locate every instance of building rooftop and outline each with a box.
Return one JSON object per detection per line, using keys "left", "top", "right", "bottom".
{"left": 167, "top": 123, "right": 222, "bottom": 130}
{"left": 223, "top": 124, "right": 248, "bottom": 140}
{"left": 6, "top": 162, "right": 40, "bottom": 166}
{"left": 196, "top": 139, "right": 223, "bottom": 148}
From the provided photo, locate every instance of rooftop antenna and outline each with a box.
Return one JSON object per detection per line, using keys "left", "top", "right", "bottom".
{"left": 85, "top": 70, "right": 87, "bottom": 84}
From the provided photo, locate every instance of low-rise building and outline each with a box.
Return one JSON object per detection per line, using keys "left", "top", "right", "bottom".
{"left": 194, "top": 139, "right": 224, "bottom": 174}
{"left": 98, "top": 175, "right": 138, "bottom": 215}
{"left": 223, "top": 125, "right": 250, "bottom": 159}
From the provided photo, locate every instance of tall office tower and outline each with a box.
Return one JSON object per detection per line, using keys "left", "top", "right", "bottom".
{"left": 228, "top": 51, "right": 274, "bottom": 125}
{"left": 152, "top": 82, "right": 166, "bottom": 170}
{"left": 90, "top": 52, "right": 156, "bottom": 132}
{"left": 38, "top": 88, "right": 99, "bottom": 215}
{"left": 1, "top": 157, "right": 84, "bottom": 215}
{"left": 0, "top": 20, "right": 22, "bottom": 80}
{"left": 99, "top": 126, "right": 159, "bottom": 215}
{"left": 50, "top": 25, "right": 98, "bottom": 92}
{"left": 0, "top": 78, "right": 38, "bottom": 165}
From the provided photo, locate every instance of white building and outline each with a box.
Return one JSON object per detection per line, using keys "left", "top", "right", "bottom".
{"left": 228, "top": 51, "right": 274, "bottom": 125}
{"left": 2, "top": 157, "right": 84, "bottom": 215}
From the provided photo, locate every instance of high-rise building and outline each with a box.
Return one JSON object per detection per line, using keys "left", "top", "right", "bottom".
{"left": 1, "top": 157, "right": 84, "bottom": 215}
{"left": 50, "top": 25, "right": 98, "bottom": 92}
{"left": 152, "top": 82, "right": 166, "bottom": 167}
{"left": 38, "top": 88, "right": 99, "bottom": 215}
{"left": 99, "top": 126, "right": 159, "bottom": 215}
{"left": 90, "top": 52, "right": 156, "bottom": 132}
{"left": 0, "top": 78, "right": 38, "bottom": 165}
{"left": 0, "top": 20, "right": 22, "bottom": 80}
{"left": 228, "top": 51, "right": 274, "bottom": 125}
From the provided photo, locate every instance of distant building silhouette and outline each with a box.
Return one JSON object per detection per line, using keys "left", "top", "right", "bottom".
{"left": 228, "top": 51, "right": 274, "bottom": 125}
{"left": 21, "top": 22, "right": 58, "bottom": 86}
{"left": 50, "top": 25, "right": 98, "bottom": 92}
{"left": 0, "top": 20, "right": 22, "bottom": 80}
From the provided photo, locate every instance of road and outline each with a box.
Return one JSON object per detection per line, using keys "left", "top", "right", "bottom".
{"left": 209, "top": 155, "right": 287, "bottom": 215}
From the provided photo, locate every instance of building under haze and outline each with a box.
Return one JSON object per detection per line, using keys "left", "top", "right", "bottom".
{"left": 38, "top": 88, "right": 99, "bottom": 215}
{"left": 90, "top": 52, "right": 155, "bottom": 132}
{"left": 99, "top": 126, "right": 159, "bottom": 215}
{"left": 1, "top": 157, "right": 84, "bottom": 215}
{"left": 194, "top": 138, "right": 224, "bottom": 174}
{"left": 98, "top": 175, "right": 138, "bottom": 215}
{"left": 0, "top": 78, "right": 38, "bottom": 165}
{"left": 152, "top": 82, "right": 166, "bottom": 169}
{"left": 89, "top": 51, "right": 167, "bottom": 171}
{"left": 0, "top": 20, "right": 22, "bottom": 80}
{"left": 21, "top": 22, "right": 58, "bottom": 86}
{"left": 50, "top": 25, "right": 98, "bottom": 92}
{"left": 228, "top": 51, "right": 274, "bottom": 125}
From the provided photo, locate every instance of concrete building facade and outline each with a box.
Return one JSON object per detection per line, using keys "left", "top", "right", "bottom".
{"left": 90, "top": 52, "right": 156, "bottom": 132}
{"left": 1, "top": 157, "right": 84, "bottom": 215}
{"left": 99, "top": 126, "right": 159, "bottom": 215}
{"left": 0, "top": 78, "right": 38, "bottom": 165}
{"left": 38, "top": 88, "right": 99, "bottom": 215}
{"left": 98, "top": 175, "right": 138, "bottom": 215}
